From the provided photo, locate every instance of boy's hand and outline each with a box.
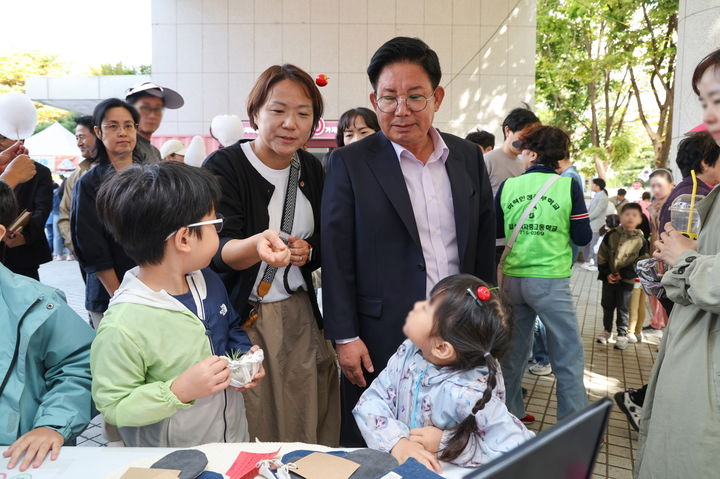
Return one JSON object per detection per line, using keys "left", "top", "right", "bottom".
{"left": 391, "top": 438, "right": 442, "bottom": 473}
{"left": 257, "top": 230, "right": 291, "bottom": 267}
{"left": 3, "top": 426, "right": 63, "bottom": 472}
{"left": 409, "top": 426, "right": 443, "bottom": 454}
{"left": 288, "top": 236, "right": 311, "bottom": 267}
{"left": 171, "top": 356, "right": 231, "bottom": 403}
{"left": 231, "top": 345, "right": 266, "bottom": 392}
{"left": 232, "top": 365, "right": 265, "bottom": 392}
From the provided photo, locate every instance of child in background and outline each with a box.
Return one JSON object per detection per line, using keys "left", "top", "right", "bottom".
{"left": 596, "top": 203, "right": 650, "bottom": 350}
{"left": 627, "top": 206, "right": 652, "bottom": 343}
{"left": 91, "top": 162, "right": 289, "bottom": 447}
{"left": 353, "top": 274, "right": 533, "bottom": 472}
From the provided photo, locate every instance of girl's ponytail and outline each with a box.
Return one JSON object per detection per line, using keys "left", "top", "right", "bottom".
{"left": 439, "top": 351, "right": 498, "bottom": 462}
{"left": 429, "top": 274, "right": 512, "bottom": 463}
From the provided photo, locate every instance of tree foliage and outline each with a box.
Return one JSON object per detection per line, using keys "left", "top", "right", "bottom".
{"left": 536, "top": 0, "right": 678, "bottom": 179}
{"left": 90, "top": 62, "right": 152, "bottom": 75}
{"left": 0, "top": 52, "right": 74, "bottom": 133}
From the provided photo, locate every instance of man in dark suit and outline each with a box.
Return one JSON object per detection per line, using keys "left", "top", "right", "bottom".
{"left": 321, "top": 36, "right": 496, "bottom": 446}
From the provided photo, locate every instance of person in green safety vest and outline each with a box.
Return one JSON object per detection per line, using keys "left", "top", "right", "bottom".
{"left": 495, "top": 125, "right": 592, "bottom": 424}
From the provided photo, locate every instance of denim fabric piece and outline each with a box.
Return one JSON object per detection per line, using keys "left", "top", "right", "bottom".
{"left": 150, "top": 449, "right": 208, "bottom": 479}
{"left": 344, "top": 449, "right": 398, "bottom": 479}
{"left": 196, "top": 472, "right": 224, "bottom": 479}
{"left": 375, "top": 458, "right": 444, "bottom": 479}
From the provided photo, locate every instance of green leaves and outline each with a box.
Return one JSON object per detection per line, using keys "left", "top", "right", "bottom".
{"left": 536, "top": 0, "right": 678, "bottom": 176}
{"left": 89, "top": 62, "right": 152, "bottom": 76}
{"left": 225, "top": 349, "right": 245, "bottom": 362}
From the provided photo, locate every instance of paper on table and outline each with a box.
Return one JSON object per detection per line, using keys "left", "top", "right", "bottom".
{"left": 119, "top": 467, "right": 181, "bottom": 479}
{"left": 225, "top": 448, "right": 280, "bottom": 479}
{"left": 292, "top": 453, "right": 360, "bottom": 479}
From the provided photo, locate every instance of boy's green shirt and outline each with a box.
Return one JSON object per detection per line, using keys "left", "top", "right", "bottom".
{"left": 91, "top": 301, "right": 211, "bottom": 427}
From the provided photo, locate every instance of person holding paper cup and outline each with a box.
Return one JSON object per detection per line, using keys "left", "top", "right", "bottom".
{"left": 635, "top": 48, "right": 720, "bottom": 478}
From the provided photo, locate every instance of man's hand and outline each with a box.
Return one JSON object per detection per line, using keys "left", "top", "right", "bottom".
{"left": 3, "top": 231, "right": 26, "bottom": 248}
{"left": 336, "top": 339, "right": 374, "bottom": 387}
{"left": 409, "top": 426, "right": 444, "bottom": 454}
{"left": 170, "top": 356, "right": 231, "bottom": 403}
{"left": 391, "top": 438, "right": 442, "bottom": 473}
{"left": 654, "top": 222, "right": 698, "bottom": 267}
{"left": 3, "top": 426, "right": 64, "bottom": 471}
{"left": 257, "top": 230, "right": 291, "bottom": 267}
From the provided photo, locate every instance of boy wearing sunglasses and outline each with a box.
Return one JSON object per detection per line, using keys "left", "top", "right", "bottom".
{"left": 89, "top": 162, "right": 290, "bottom": 447}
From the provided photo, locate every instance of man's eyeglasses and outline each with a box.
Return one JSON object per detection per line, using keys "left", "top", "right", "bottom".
{"left": 375, "top": 89, "right": 437, "bottom": 113}
{"left": 138, "top": 105, "right": 164, "bottom": 115}
{"left": 165, "top": 214, "right": 224, "bottom": 241}
{"left": 102, "top": 122, "right": 138, "bottom": 134}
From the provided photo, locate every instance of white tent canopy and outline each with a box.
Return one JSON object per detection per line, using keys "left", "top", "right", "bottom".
{"left": 24, "top": 122, "right": 81, "bottom": 157}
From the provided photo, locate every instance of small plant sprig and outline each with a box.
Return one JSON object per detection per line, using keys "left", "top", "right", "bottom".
{"left": 225, "top": 349, "right": 245, "bottom": 361}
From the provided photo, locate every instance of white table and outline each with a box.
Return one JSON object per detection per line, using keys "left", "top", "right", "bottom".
{"left": 1, "top": 442, "right": 470, "bottom": 479}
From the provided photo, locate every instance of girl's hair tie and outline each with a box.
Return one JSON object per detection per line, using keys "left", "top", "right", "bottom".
{"left": 466, "top": 286, "right": 498, "bottom": 305}
{"left": 483, "top": 351, "right": 491, "bottom": 358}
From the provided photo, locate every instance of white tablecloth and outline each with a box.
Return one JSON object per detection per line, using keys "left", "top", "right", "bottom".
{"left": 0, "top": 442, "right": 470, "bottom": 479}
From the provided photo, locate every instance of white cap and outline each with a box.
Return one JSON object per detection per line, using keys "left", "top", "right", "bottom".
{"left": 160, "top": 139, "right": 187, "bottom": 159}
{"left": 125, "top": 81, "right": 184, "bottom": 109}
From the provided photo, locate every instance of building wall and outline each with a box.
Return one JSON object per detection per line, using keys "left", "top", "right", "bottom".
{"left": 670, "top": 0, "right": 720, "bottom": 173}
{"left": 151, "top": 0, "right": 536, "bottom": 142}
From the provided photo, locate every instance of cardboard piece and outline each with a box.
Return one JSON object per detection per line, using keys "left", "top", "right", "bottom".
{"left": 292, "top": 453, "right": 360, "bottom": 479}
{"left": 119, "top": 467, "right": 180, "bottom": 479}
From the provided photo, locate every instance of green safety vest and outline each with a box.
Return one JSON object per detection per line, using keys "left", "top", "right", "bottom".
{"left": 500, "top": 172, "right": 573, "bottom": 278}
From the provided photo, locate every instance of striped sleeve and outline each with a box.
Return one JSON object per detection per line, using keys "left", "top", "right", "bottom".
{"left": 569, "top": 180, "right": 592, "bottom": 246}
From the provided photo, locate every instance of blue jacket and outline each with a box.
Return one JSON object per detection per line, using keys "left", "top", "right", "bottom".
{"left": 0, "top": 263, "right": 94, "bottom": 445}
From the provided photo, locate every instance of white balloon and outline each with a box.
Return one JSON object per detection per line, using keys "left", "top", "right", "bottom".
{"left": 184, "top": 136, "right": 207, "bottom": 167}
{"left": 210, "top": 114, "right": 244, "bottom": 147}
{"left": 0, "top": 92, "right": 38, "bottom": 140}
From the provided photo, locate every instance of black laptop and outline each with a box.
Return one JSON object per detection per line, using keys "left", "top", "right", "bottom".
{"left": 464, "top": 398, "right": 612, "bottom": 479}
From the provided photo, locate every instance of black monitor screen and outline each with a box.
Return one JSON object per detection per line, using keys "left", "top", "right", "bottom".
{"left": 464, "top": 398, "right": 612, "bottom": 479}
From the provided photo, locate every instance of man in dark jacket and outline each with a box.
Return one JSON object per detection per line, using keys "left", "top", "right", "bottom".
{"left": 321, "top": 37, "right": 496, "bottom": 446}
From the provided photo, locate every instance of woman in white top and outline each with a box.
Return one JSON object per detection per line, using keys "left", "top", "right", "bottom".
{"left": 203, "top": 64, "right": 339, "bottom": 446}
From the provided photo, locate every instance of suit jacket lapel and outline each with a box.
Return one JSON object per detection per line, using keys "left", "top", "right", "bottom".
{"left": 444, "top": 145, "right": 474, "bottom": 263}
{"left": 366, "top": 132, "right": 422, "bottom": 251}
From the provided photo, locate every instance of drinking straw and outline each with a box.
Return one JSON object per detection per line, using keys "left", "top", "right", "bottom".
{"left": 687, "top": 170, "right": 698, "bottom": 238}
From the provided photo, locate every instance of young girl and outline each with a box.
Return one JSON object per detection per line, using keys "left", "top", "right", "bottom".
{"left": 353, "top": 274, "right": 533, "bottom": 472}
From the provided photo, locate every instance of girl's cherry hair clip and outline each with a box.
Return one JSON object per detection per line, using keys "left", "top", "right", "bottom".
{"left": 466, "top": 286, "right": 498, "bottom": 306}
